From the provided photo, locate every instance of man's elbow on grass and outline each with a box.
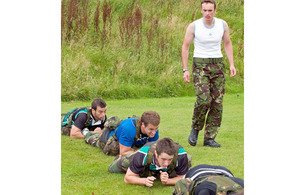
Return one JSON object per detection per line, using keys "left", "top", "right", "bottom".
{"left": 124, "top": 174, "right": 136, "bottom": 184}
{"left": 70, "top": 129, "right": 84, "bottom": 139}
{"left": 69, "top": 125, "right": 85, "bottom": 139}
{"left": 124, "top": 168, "right": 142, "bottom": 185}
{"left": 124, "top": 169, "right": 132, "bottom": 184}
{"left": 124, "top": 176, "right": 129, "bottom": 184}
{"left": 70, "top": 130, "right": 77, "bottom": 138}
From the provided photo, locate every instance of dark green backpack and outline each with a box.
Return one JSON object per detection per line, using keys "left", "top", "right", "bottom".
{"left": 61, "top": 107, "right": 91, "bottom": 128}
{"left": 103, "top": 115, "right": 140, "bottom": 133}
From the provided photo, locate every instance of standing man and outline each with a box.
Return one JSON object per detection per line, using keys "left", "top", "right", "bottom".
{"left": 61, "top": 98, "right": 107, "bottom": 139}
{"left": 181, "top": 0, "right": 236, "bottom": 147}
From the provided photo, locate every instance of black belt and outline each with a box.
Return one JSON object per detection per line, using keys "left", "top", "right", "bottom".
{"left": 193, "top": 57, "right": 223, "bottom": 64}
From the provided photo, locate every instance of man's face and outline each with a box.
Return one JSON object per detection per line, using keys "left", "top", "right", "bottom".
{"left": 155, "top": 151, "right": 174, "bottom": 169}
{"left": 93, "top": 106, "right": 107, "bottom": 121}
{"left": 201, "top": 3, "right": 216, "bottom": 22}
{"left": 142, "top": 123, "right": 158, "bottom": 138}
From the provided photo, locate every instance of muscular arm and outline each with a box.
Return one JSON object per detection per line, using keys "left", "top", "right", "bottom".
{"left": 119, "top": 143, "right": 135, "bottom": 156}
{"left": 181, "top": 23, "right": 195, "bottom": 83}
{"left": 70, "top": 125, "right": 84, "bottom": 139}
{"left": 124, "top": 168, "right": 156, "bottom": 187}
{"left": 222, "top": 21, "right": 236, "bottom": 77}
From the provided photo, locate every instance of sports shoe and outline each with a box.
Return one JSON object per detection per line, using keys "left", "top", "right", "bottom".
{"left": 203, "top": 139, "right": 221, "bottom": 147}
{"left": 188, "top": 128, "right": 199, "bottom": 146}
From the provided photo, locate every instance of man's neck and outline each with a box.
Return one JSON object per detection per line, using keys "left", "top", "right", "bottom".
{"left": 204, "top": 18, "right": 214, "bottom": 27}
{"left": 91, "top": 113, "right": 98, "bottom": 122}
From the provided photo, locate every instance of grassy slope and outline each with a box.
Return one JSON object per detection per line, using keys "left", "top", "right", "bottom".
{"left": 61, "top": 93, "right": 244, "bottom": 194}
{"left": 61, "top": 0, "right": 244, "bottom": 101}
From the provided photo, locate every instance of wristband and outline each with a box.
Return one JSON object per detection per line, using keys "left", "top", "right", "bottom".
{"left": 182, "top": 68, "right": 189, "bottom": 73}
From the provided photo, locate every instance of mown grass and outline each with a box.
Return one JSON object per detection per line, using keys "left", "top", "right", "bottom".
{"left": 61, "top": 93, "right": 244, "bottom": 194}
{"left": 61, "top": 0, "right": 244, "bottom": 101}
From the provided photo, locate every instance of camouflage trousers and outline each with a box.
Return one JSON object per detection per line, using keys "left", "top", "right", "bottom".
{"left": 192, "top": 58, "right": 225, "bottom": 140}
{"left": 61, "top": 126, "right": 71, "bottom": 136}
{"left": 61, "top": 114, "right": 71, "bottom": 136}
{"left": 85, "top": 131, "right": 106, "bottom": 150}
{"left": 108, "top": 151, "right": 138, "bottom": 173}
{"left": 84, "top": 129, "right": 120, "bottom": 156}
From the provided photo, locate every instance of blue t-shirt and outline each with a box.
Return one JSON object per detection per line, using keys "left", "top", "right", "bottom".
{"left": 109, "top": 118, "right": 159, "bottom": 148}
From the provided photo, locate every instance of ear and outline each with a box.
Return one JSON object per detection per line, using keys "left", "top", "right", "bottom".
{"left": 91, "top": 108, "right": 96, "bottom": 115}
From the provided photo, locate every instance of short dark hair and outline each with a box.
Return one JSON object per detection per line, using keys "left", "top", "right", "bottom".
{"left": 156, "top": 137, "right": 177, "bottom": 156}
{"left": 201, "top": 0, "right": 216, "bottom": 9}
{"left": 138, "top": 111, "right": 160, "bottom": 127}
{"left": 91, "top": 98, "right": 106, "bottom": 110}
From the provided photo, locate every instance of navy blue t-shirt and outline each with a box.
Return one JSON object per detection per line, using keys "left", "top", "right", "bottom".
{"left": 63, "top": 107, "right": 106, "bottom": 131}
{"left": 129, "top": 142, "right": 189, "bottom": 177}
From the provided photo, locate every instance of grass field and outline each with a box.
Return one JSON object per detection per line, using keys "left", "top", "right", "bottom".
{"left": 61, "top": 0, "right": 244, "bottom": 101}
{"left": 61, "top": 93, "right": 244, "bottom": 194}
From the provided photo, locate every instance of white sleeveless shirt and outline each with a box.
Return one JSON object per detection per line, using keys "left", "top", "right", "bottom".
{"left": 193, "top": 17, "right": 225, "bottom": 58}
